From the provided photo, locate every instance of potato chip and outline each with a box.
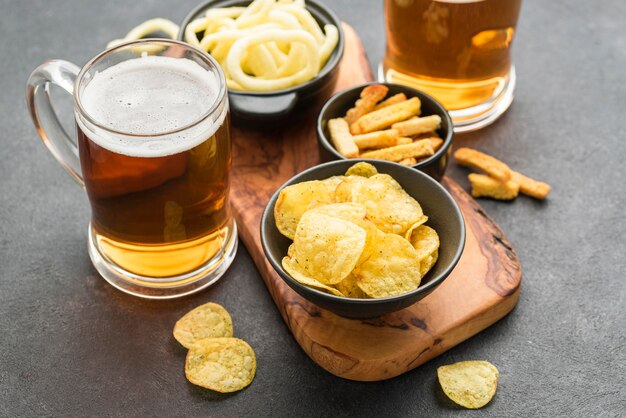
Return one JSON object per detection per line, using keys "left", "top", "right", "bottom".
{"left": 354, "top": 233, "right": 422, "bottom": 298}
{"left": 308, "top": 202, "right": 366, "bottom": 220}
{"left": 320, "top": 175, "right": 346, "bottom": 191}
{"left": 282, "top": 256, "right": 344, "bottom": 296}
{"left": 437, "top": 360, "right": 499, "bottom": 409}
{"left": 307, "top": 203, "right": 379, "bottom": 265}
{"left": 408, "top": 225, "right": 440, "bottom": 276}
{"left": 292, "top": 212, "right": 366, "bottom": 284}
{"left": 274, "top": 162, "right": 441, "bottom": 299}
{"left": 334, "top": 274, "right": 368, "bottom": 298}
{"left": 274, "top": 180, "right": 336, "bottom": 239}
{"left": 173, "top": 302, "right": 233, "bottom": 349}
{"left": 185, "top": 338, "right": 256, "bottom": 393}
{"left": 344, "top": 161, "right": 378, "bottom": 178}
{"left": 347, "top": 174, "right": 427, "bottom": 235}
{"left": 403, "top": 219, "right": 429, "bottom": 241}
{"left": 334, "top": 175, "right": 368, "bottom": 202}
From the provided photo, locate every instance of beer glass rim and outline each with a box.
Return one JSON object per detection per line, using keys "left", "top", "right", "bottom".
{"left": 73, "top": 38, "right": 227, "bottom": 138}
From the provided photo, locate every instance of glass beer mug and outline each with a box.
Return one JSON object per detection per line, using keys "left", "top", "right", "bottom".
{"left": 381, "top": 0, "right": 522, "bottom": 132}
{"left": 26, "top": 39, "right": 237, "bottom": 298}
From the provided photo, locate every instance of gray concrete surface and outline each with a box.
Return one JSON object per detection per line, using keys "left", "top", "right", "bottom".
{"left": 1, "top": 0, "right": 624, "bottom": 416}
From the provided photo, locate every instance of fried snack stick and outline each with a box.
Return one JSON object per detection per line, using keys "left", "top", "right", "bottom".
{"left": 373, "top": 93, "right": 407, "bottom": 111}
{"left": 345, "top": 84, "right": 389, "bottom": 125}
{"left": 361, "top": 139, "right": 433, "bottom": 162}
{"left": 426, "top": 137, "right": 444, "bottom": 152}
{"left": 353, "top": 129, "right": 398, "bottom": 150}
{"left": 397, "top": 137, "right": 413, "bottom": 145}
{"left": 398, "top": 157, "right": 417, "bottom": 166}
{"left": 454, "top": 147, "right": 512, "bottom": 182}
{"left": 511, "top": 171, "right": 551, "bottom": 199}
{"left": 392, "top": 115, "right": 441, "bottom": 137}
{"left": 468, "top": 173, "right": 519, "bottom": 200}
{"left": 413, "top": 131, "right": 437, "bottom": 140}
{"left": 352, "top": 97, "right": 421, "bottom": 134}
{"left": 327, "top": 118, "right": 359, "bottom": 158}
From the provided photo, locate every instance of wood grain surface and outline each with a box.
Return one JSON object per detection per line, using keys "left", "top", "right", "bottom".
{"left": 229, "top": 24, "right": 522, "bottom": 381}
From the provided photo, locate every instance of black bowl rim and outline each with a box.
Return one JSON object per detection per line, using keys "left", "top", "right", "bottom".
{"left": 260, "top": 159, "right": 466, "bottom": 306}
{"left": 316, "top": 82, "right": 454, "bottom": 170}
{"left": 178, "top": 0, "right": 345, "bottom": 97}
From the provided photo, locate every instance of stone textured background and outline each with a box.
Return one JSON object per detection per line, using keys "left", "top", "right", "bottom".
{"left": 0, "top": 0, "right": 624, "bottom": 416}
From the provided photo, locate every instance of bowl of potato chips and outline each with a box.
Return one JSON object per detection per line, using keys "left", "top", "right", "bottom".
{"left": 317, "top": 83, "right": 454, "bottom": 180}
{"left": 180, "top": 0, "right": 344, "bottom": 125}
{"left": 261, "top": 160, "right": 465, "bottom": 318}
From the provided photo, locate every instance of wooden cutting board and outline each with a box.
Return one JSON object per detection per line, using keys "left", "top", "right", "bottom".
{"left": 229, "top": 24, "right": 521, "bottom": 381}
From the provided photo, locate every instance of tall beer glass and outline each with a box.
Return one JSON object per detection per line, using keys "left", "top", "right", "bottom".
{"left": 26, "top": 40, "right": 237, "bottom": 298}
{"left": 381, "top": 0, "right": 522, "bottom": 132}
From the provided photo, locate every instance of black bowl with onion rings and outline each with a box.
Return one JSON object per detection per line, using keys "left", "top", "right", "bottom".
{"left": 180, "top": 0, "right": 344, "bottom": 126}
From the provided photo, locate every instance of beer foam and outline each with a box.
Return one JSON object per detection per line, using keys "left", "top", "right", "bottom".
{"left": 78, "top": 56, "right": 226, "bottom": 157}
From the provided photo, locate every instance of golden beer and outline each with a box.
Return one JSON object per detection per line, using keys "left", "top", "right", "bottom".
{"left": 382, "top": 0, "right": 522, "bottom": 130}
{"left": 78, "top": 117, "right": 232, "bottom": 279}
{"left": 76, "top": 52, "right": 235, "bottom": 291}
{"left": 27, "top": 40, "right": 237, "bottom": 298}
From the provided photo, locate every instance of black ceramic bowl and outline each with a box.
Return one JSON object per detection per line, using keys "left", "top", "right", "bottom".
{"left": 317, "top": 83, "right": 454, "bottom": 180}
{"left": 261, "top": 159, "right": 465, "bottom": 319}
{"left": 180, "top": 0, "right": 344, "bottom": 126}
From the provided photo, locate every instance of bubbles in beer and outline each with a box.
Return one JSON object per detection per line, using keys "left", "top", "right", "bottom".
{"left": 79, "top": 56, "right": 226, "bottom": 157}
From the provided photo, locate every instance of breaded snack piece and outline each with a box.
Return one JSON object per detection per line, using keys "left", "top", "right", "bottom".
{"left": 328, "top": 118, "right": 359, "bottom": 158}
{"left": 351, "top": 97, "right": 421, "bottom": 134}
{"left": 511, "top": 171, "right": 551, "bottom": 199}
{"left": 426, "top": 137, "right": 444, "bottom": 152}
{"left": 353, "top": 129, "right": 398, "bottom": 150}
{"left": 361, "top": 139, "right": 434, "bottom": 162}
{"left": 398, "top": 157, "right": 417, "bottom": 166}
{"left": 468, "top": 173, "right": 519, "bottom": 200}
{"left": 373, "top": 93, "right": 407, "bottom": 111}
{"left": 413, "top": 131, "right": 438, "bottom": 141}
{"left": 454, "top": 147, "right": 512, "bottom": 182}
{"left": 345, "top": 161, "right": 378, "bottom": 177}
{"left": 345, "top": 84, "right": 389, "bottom": 125}
{"left": 397, "top": 137, "right": 413, "bottom": 145}
{"left": 392, "top": 115, "right": 441, "bottom": 137}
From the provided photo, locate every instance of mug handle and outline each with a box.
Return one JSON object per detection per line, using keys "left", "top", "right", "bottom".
{"left": 26, "top": 60, "right": 84, "bottom": 186}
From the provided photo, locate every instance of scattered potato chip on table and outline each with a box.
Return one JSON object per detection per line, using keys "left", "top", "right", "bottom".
{"left": 438, "top": 360, "right": 499, "bottom": 409}
{"left": 185, "top": 338, "right": 256, "bottom": 393}
{"left": 173, "top": 302, "right": 234, "bottom": 349}
{"left": 174, "top": 303, "right": 257, "bottom": 393}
